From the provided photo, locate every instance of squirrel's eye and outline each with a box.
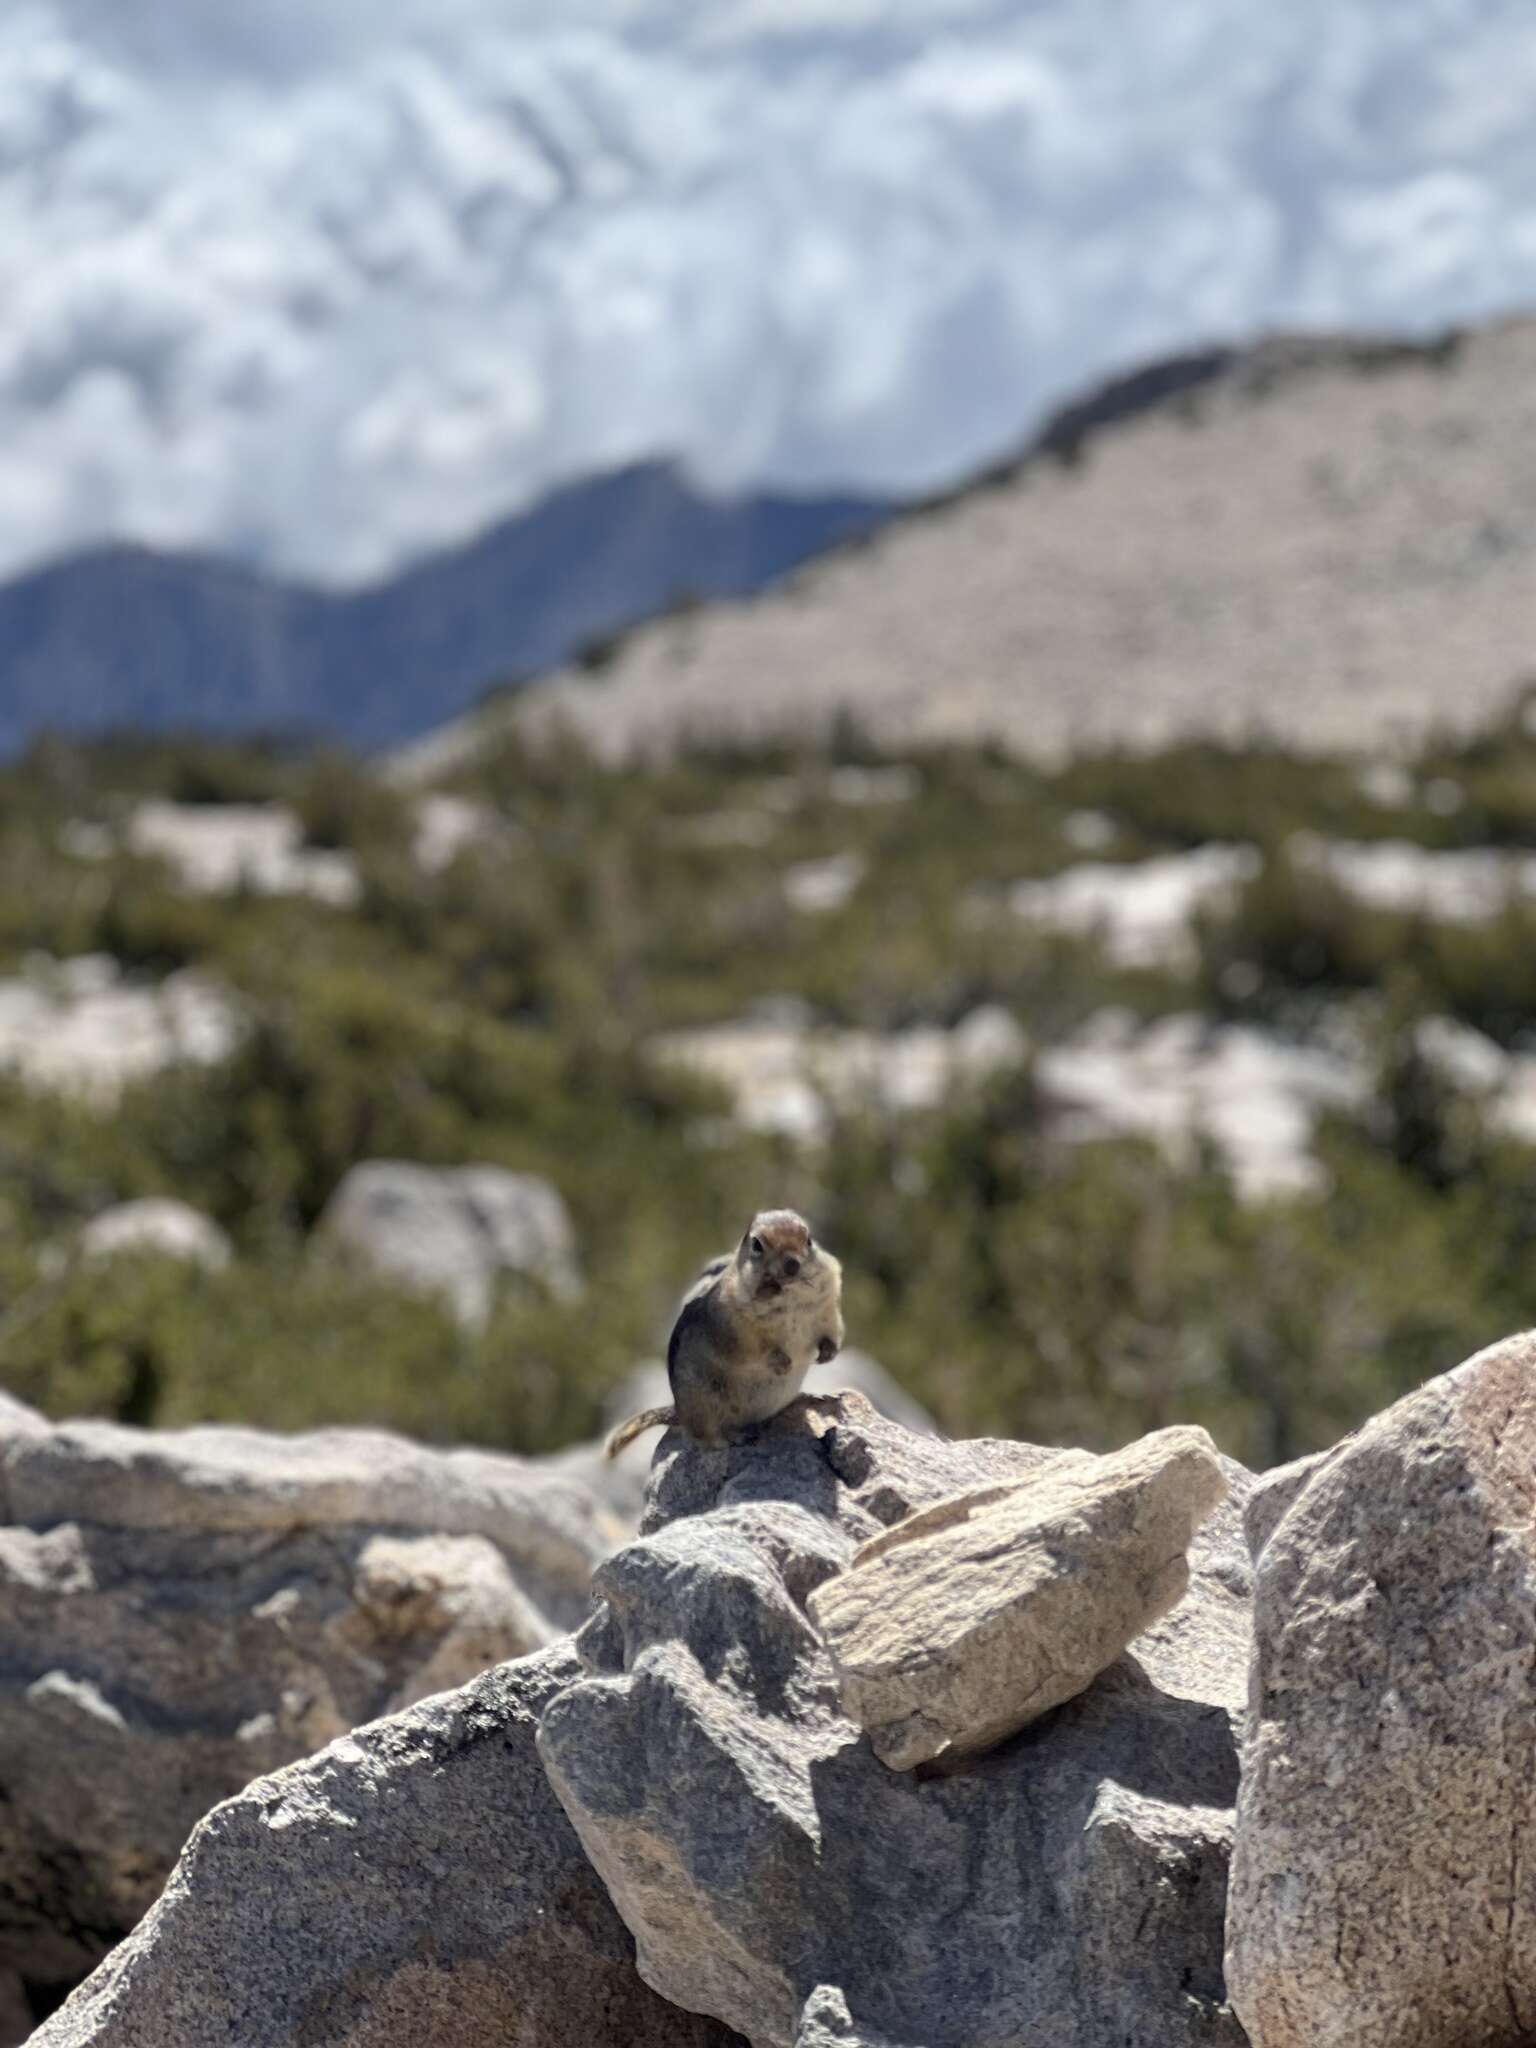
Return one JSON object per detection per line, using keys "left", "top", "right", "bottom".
{"left": 750, "top": 1235, "right": 764, "bottom": 1256}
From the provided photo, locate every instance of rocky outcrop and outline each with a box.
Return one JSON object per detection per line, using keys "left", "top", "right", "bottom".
{"left": 1033, "top": 1010, "right": 1366, "bottom": 1203}
{"left": 24, "top": 1333, "right": 1536, "bottom": 2048}
{"left": 411, "top": 794, "right": 498, "bottom": 873}
{"left": 1225, "top": 1330, "right": 1536, "bottom": 2048}
{"left": 29, "top": 1644, "right": 744, "bottom": 2048}
{"left": 0, "top": 1411, "right": 622, "bottom": 2021}
{"left": 76, "top": 1200, "right": 231, "bottom": 1272}
{"left": 315, "top": 1161, "right": 582, "bottom": 1327}
{"left": 0, "top": 956, "right": 238, "bottom": 1103}
{"left": 809, "top": 1424, "right": 1227, "bottom": 1769}
{"left": 648, "top": 1008, "right": 1028, "bottom": 1147}
{"left": 538, "top": 1393, "right": 1253, "bottom": 2048}
{"left": 124, "top": 802, "right": 361, "bottom": 907}
{"left": 1009, "top": 845, "right": 1260, "bottom": 969}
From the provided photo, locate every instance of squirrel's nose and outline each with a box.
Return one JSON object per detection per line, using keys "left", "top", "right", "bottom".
{"left": 782, "top": 1256, "right": 801, "bottom": 1279}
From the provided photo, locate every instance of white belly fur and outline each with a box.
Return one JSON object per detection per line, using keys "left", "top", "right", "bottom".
{"left": 728, "top": 1262, "right": 838, "bottom": 1427}
{"left": 729, "top": 1349, "right": 814, "bottom": 1427}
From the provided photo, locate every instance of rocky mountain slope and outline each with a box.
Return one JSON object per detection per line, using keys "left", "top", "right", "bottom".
{"left": 408, "top": 318, "right": 1536, "bottom": 773}
{"left": 0, "top": 465, "right": 886, "bottom": 755}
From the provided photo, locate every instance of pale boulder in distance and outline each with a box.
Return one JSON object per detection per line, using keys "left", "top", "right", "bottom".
{"left": 77, "top": 1200, "right": 231, "bottom": 1273}
{"left": 651, "top": 1005, "right": 1028, "bottom": 1146}
{"left": 1009, "top": 845, "right": 1259, "bottom": 969}
{"left": 125, "top": 803, "right": 361, "bottom": 907}
{"left": 0, "top": 956, "right": 238, "bottom": 1103}
{"left": 315, "top": 1161, "right": 582, "bottom": 1328}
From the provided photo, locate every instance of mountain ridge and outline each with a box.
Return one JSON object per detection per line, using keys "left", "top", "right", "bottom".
{"left": 404, "top": 313, "right": 1536, "bottom": 774}
{"left": 0, "top": 463, "right": 889, "bottom": 756}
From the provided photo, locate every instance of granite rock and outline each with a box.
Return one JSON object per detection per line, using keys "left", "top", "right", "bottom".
{"left": 539, "top": 1393, "right": 1252, "bottom": 2048}
{"left": 1226, "top": 1329, "right": 1536, "bottom": 2048}
{"left": 315, "top": 1160, "right": 582, "bottom": 1326}
{"left": 76, "top": 1200, "right": 231, "bottom": 1272}
{"left": 0, "top": 1413, "right": 621, "bottom": 2017}
{"left": 809, "top": 1424, "right": 1227, "bottom": 1768}
{"left": 29, "top": 1645, "right": 742, "bottom": 2048}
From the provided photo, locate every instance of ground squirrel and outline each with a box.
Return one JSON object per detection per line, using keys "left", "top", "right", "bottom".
{"left": 605, "top": 1209, "right": 844, "bottom": 1457}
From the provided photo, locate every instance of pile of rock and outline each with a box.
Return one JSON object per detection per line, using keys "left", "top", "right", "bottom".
{"left": 538, "top": 1404, "right": 1247, "bottom": 2048}
{"left": 22, "top": 1389, "right": 1246, "bottom": 2046}
{"left": 16, "top": 1331, "right": 1536, "bottom": 2048}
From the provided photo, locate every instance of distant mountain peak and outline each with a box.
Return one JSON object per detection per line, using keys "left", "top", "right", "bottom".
{"left": 0, "top": 461, "right": 890, "bottom": 756}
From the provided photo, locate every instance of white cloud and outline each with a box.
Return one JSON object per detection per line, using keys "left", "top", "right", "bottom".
{"left": 1, "top": 1, "right": 1535, "bottom": 583}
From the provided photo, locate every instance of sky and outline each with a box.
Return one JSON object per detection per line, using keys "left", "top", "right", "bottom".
{"left": 3, "top": 0, "right": 1536, "bottom": 583}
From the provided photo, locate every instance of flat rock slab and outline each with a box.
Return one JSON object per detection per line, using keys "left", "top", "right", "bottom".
{"left": 1225, "top": 1329, "right": 1536, "bottom": 2048}
{"left": 808, "top": 1424, "right": 1228, "bottom": 1768}
{"left": 29, "top": 1644, "right": 743, "bottom": 2048}
{"left": 539, "top": 1393, "right": 1253, "bottom": 2048}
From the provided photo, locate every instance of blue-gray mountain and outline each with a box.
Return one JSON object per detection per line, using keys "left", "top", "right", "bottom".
{"left": 0, "top": 466, "right": 887, "bottom": 756}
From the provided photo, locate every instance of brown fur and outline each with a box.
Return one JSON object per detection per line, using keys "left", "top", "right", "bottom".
{"left": 605, "top": 1209, "right": 843, "bottom": 1458}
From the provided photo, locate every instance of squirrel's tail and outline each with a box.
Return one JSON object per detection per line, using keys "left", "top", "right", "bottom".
{"left": 604, "top": 1405, "right": 676, "bottom": 1460}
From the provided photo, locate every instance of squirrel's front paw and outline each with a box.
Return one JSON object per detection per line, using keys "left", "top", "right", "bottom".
{"left": 815, "top": 1334, "right": 840, "bottom": 1364}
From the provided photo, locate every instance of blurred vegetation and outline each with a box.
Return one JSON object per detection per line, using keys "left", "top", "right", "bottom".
{"left": 5, "top": 692, "right": 1536, "bottom": 1469}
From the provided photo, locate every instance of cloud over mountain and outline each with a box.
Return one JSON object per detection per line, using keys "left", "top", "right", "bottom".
{"left": 5, "top": 0, "right": 1536, "bottom": 584}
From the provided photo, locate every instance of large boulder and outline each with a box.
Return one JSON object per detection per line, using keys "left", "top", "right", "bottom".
{"left": 538, "top": 1393, "right": 1253, "bottom": 2048}
{"left": 29, "top": 1644, "right": 743, "bottom": 2048}
{"left": 1225, "top": 1329, "right": 1536, "bottom": 2048}
{"left": 76, "top": 1200, "right": 231, "bottom": 1273}
{"left": 125, "top": 801, "right": 361, "bottom": 907}
{"left": 0, "top": 956, "right": 239, "bottom": 1104}
{"left": 315, "top": 1161, "right": 582, "bottom": 1327}
{"left": 809, "top": 1424, "right": 1228, "bottom": 1769}
{"left": 0, "top": 1411, "right": 622, "bottom": 2025}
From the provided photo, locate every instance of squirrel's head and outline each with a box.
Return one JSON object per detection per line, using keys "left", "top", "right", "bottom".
{"left": 737, "top": 1208, "right": 820, "bottom": 1300}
